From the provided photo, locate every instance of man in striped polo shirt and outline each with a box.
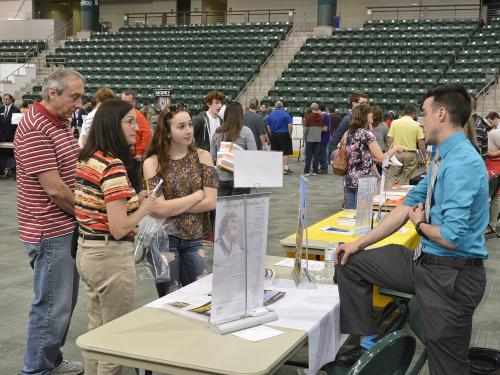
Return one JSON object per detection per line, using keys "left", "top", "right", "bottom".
{"left": 14, "top": 69, "right": 84, "bottom": 375}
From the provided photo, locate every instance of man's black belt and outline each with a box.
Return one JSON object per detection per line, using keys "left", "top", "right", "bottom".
{"left": 421, "top": 252, "right": 483, "bottom": 267}
{"left": 79, "top": 233, "right": 134, "bottom": 243}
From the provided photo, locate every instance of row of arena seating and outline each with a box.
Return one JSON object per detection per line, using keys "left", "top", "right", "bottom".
{"left": 263, "top": 18, "right": 497, "bottom": 114}
{"left": 364, "top": 18, "right": 480, "bottom": 28}
{"left": 0, "top": 40, "right": 46, "bottom": 63}
{"left": 24, "top": 22, "right": 292, "bottom": 106}
{"left": 20, "top": 18, "right": 499, "bottom": 116}
{"left": 443, "top": 22, "right": 500, "bottom": 90}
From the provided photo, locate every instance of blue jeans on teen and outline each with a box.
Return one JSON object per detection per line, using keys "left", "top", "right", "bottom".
{"left": 22, "top": 233, "right": 79, "bottom": 375}
{"left": 344, "top": 186, "right": 358, "bottom": 209}
{"left": 304, "top": 142, "right": 320, "bottom": 174}
{"left": 155, "top": 236, "right": 208, "bottom": 297}
{"left": 319, "top": 142, "right": 329, "bottom": 171}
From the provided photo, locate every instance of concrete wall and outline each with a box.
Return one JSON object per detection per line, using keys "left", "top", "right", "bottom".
{"left": 337, "top": 0, "right": 481, "bottom": 29}
{"left": 0, "top": 19, "right": 65, "bottom": 41}
{"left": 0, "top": 0, "right": 33, "bottom": 20}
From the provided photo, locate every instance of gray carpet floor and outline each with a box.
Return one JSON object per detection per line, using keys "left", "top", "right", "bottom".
{"left": 1, "top": 160, "right": 498, "bottom": 374}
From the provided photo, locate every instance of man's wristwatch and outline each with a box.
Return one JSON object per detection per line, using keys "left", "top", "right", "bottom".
{"left": 415, "top": 220, "right": 427, "bottom": 238}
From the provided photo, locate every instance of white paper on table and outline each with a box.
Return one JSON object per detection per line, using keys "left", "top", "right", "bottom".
{"left": 145, "top": 274, "right": 213, "bottom": 309}
{"left": 233, "top": 151, "right": 283, "bottom": 188}
{"left": 232, "top": 325, "right": 284, "bottom": 342}
{"left": 398, "top": 227, "right": 410, "bottom": 233}
{"left": 274, "top": 258, "right": 325, "bottom": 272}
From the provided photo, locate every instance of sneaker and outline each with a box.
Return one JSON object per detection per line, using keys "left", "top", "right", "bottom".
{"left": 304, "top": 173, "right": 310, "bottom": 177}
{"left": 284, "top": 169, "right": 293, "bottom": 175}
{"left": 311, "top": 173, "right": 317, "bottom": 176}
{"left": 53, "top": 360, "right": 84, "bottom": 374}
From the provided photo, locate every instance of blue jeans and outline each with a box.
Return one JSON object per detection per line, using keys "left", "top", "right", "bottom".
{"left": 304, "top": 142, "right": 320, "bottom": 174}
{"left": 319, "top": 142, "right": 329, "bottom": 170}
{"left": 344, "top": 186, "right": 358, "bottom": 209}
{"left": 22, "top": 233, "right": 79, "bottom": 375}
{"left": 155, "top": 236, "right": 208, "bottom": 297}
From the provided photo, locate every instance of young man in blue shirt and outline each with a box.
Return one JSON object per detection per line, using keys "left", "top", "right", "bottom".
{"left": 334, "top": 84, "right": 488, "bottom": 375}
{"left": 267, "top": 100, "right": 294, "bottom": 174}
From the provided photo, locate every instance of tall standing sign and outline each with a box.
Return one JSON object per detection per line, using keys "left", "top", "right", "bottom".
{"left": 154, "top": 88, "right": 172, "bottom": 112}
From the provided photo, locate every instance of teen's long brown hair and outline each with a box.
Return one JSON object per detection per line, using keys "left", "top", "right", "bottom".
{"left": 348, "top": 104, "right": 371, "bottom": 133}
{"left": 143, "top": 105, "right": 196, "bottom": 181}
{"left": 216, "top": 101, "right": 243, "bottom": 142}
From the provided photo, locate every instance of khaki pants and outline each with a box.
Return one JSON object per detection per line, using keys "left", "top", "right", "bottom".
{"left": 387, "top": 151, "right": 418, "bottom": 187}
{"left": 76, "top": 238, "right": 136, "bottom": 375}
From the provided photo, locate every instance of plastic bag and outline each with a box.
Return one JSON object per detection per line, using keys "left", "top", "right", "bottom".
{"left": 143, "top": 225, "right": 170, "bottom": 282}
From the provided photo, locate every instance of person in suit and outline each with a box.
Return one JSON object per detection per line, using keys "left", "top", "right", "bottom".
{"left": 0, "top": 93, "right": 21, "bottom": 142}
{"left": 0, "top": 93, "right": 21, "bottom": 176}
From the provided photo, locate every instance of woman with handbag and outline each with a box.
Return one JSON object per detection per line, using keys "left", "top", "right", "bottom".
{"left": 142, "top": 103, "right": 218, "bottom": 297}
{"left": 210, "top": 101, "right": 257, "bottom": 196}
{"left": 341, "top": 104, "right": 402, "bottom": 209}
{"left": 75, "top": 99, "right": 158, "bottom": 375}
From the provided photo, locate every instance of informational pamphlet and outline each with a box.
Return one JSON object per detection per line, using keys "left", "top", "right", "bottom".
{"left": 210, "top": 193, "right": 270, "bottom": 325}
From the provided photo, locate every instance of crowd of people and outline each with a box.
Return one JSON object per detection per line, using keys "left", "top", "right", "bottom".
{"left": 4, "top": 67, "right": 498, "bottom": 375}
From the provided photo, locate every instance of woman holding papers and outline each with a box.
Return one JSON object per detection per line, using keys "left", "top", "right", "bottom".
{"left": 210, "top": 101, "right": 257, "bottom": 196}
{"left": 343, "top": 104, "right": 403, "bottom": 209}
{"left": 143, "top": 103, "right": 218, "bottom": 297}
{"left": 75, "top": 99, "right": 158, "bottom": 375}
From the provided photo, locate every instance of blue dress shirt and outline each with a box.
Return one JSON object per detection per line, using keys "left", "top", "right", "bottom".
{"left": 404, "top": 131, "right": 489, "bottom": 258}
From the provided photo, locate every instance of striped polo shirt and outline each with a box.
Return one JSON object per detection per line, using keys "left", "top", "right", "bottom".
{"left": 75, "top": 151, "right": 139, "bottom": 236}
{"left": 14, "top": 101, "right": 79, "bottom": 243}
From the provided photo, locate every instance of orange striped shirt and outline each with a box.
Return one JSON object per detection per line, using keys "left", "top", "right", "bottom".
{"left": 75, "top": 151, "right": 139, "bottom": 236}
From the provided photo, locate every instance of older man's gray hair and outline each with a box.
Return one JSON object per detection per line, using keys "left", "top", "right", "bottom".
{"left": 41, "top": 69, "right": 85, "bottom": 102}
{"left": 274, "top": 100, "right": 284, "bottom": 108}
{"left": 310, "top": 102, "right": 319, "bottom": 110}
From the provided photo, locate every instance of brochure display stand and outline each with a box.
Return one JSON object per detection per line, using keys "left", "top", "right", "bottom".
{"left": 210, "top": 193, "right": 277, "bottom": 334}
{"left": 292, "top": 176, "right": 316, "bottom": 289}
{"left": 355, "top": 176, "right": 378, "bottom": 235}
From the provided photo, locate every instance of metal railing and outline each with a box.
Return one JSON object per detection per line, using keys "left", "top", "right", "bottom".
{"left": 123, "top": 9, "right": 296, "bottom": 27}
{"left": 235, "top": 18, "right": 310, "bottom": 104}
{"left": 0, "top": 18, "right": 75, "bottom": 85}
{"left": 477, "top": 75, "right": 498, "bottom": 115}
{"left": 366, "top": 4, "right": 481, "bottom": 22}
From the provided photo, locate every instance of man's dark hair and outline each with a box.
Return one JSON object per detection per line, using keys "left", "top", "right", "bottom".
{"left": 249, "top": 98, "right": 259, "bottom": 110}
{"left": 79, "top": 99, "right": 134, "bottom": 166}
{"left": 350, "top": 90, "right": 368, "bottom": 106}
{"left": 3, "top": 93, "right": 14, "bottom": 101}
{"left": 318, "top": 102, "right": 326, "bottom": 112}
{"left": 486, "top": 111, "right": 500, "bottom": 120}
{"left": 403, "top": 104, "right": 417, "bottom": 116}
{"left": 424, "top": 84, "right": 471, "bottom": 127}
{"left": 122, "top": 88, "right": 136, "bottom": 99}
